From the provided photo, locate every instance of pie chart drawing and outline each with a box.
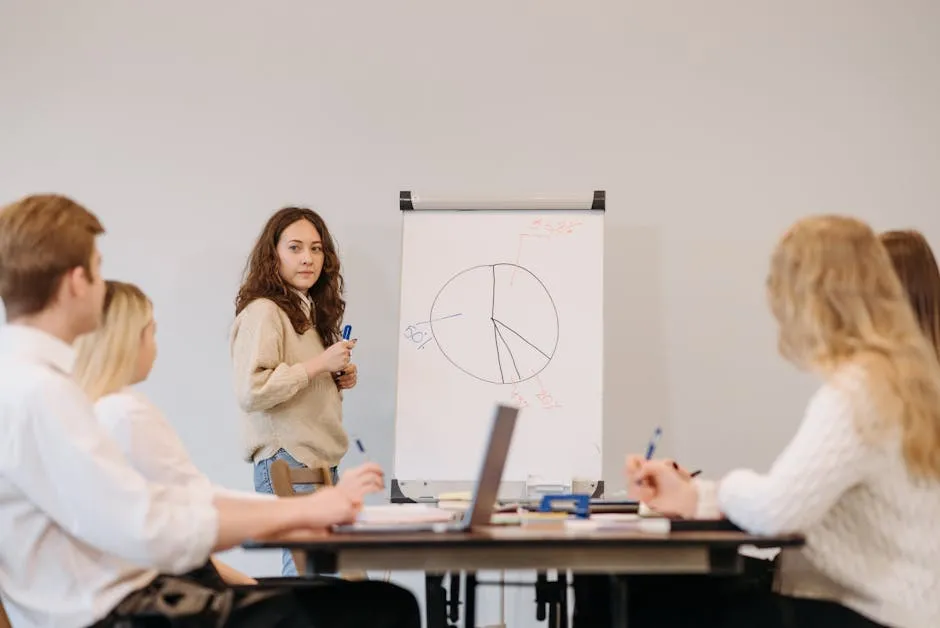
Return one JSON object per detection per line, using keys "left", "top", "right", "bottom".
{"left": 429, "top": 263, "right": 559, "bottom": 384}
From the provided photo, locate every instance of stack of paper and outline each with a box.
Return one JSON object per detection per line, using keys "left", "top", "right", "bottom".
{"left": 355, "top": 504, "right": 457, "bottom": 525}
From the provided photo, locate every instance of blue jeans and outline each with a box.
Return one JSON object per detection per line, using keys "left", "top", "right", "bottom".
{"left": 253, "top": 448, "right": 339, "bottom": 576}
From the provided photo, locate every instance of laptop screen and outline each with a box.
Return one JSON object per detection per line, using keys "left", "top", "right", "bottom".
{"left": 463, "top": 404, "right": 519, "bottom": 527}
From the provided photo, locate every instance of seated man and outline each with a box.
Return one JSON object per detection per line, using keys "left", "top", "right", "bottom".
{"left": 0, "top": 194, "right": 420, "bottom": 628}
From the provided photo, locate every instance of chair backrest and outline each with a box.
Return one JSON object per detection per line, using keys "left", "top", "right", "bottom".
{"left": 268, "top": 459, "right": 334, "bottom": 574}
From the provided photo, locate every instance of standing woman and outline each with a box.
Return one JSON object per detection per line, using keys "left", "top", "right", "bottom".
{"left": 879, "top": 229, "right": 940, "bottom": 360}
{"left": 231, "top": 207, "right": 358, "bottom": 575}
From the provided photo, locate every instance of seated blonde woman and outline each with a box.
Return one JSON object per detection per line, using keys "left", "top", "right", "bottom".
{"left": 72, "top": 281, "right": 386, "bottom": 591}
{"left": 624, "top": 216, "right": 940, "bottom": 627}
{"left": 73, "top": 281, "right": 262, "bottom": 585}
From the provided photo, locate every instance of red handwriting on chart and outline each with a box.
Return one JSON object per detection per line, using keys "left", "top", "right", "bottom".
{"left": 535, "top": 377, "right": 562, "bottom": 409}
{"left": 535, "top": 389, "right": 562, "bottom": 409}
{"left": 511, "top": 378, "right": 561, "bottom": 410}
{"left": 512, "top": 218, "right": 583, "bottom": 285}
{"left": 529, "top": 217, "right": 583, "bottom": 235}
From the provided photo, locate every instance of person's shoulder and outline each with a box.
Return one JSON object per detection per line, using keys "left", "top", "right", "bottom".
{"left": 236, "top": 297, "right": 289, "bottom": 323}
{"left": 810, "top": 359, "right": 900, "bottom": 436}
{"left": 0, "top": 357, "right": 83, "bottom": 403}
{"left": 232, "top": 297, "right": 292, "bottom": 338}
{"left": 95, "top": 387, "right": 159, "bottom": 421}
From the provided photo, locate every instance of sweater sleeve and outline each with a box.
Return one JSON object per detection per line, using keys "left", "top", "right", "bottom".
{"left": 700, "top": 376, "right": 881, "bottom": 535}
{"left": 231, "top": 300, "right": 309, "bottom": 413}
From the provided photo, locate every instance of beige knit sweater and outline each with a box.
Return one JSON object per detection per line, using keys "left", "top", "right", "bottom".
{"left": 229, "top": 297, "right": 348, "bottom": 469}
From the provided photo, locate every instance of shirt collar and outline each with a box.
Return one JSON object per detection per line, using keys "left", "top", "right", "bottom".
{"left": 0, "top": 323, "right": 76, "bottom": 374}
{"left": 291, "top": 288, "right": 312, "bottom": 305}
{"left": 292, "top": 289, "right": 313, "bottom": 320}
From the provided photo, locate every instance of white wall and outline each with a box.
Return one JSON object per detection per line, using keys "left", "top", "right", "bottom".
{"left": 3, "top": 1, "right": 940, "bottom": 625}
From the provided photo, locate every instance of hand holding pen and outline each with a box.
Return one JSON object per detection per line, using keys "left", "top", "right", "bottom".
{"left": 627, "top": 426, "right": 701, "bottom": 486}
{"left": 336, "top": 438, "right": 385, "bottom": 502}
{"left": 332, "top": 324, "right": 358, "bottom": 390}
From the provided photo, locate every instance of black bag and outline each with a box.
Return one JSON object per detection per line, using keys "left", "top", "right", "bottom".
{"left": 100, "top": 575, "right": 294, "bottom": 628}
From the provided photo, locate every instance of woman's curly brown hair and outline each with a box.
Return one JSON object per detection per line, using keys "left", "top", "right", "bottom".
{"left": 235, "top": 207, "right": 345, "bottom": 347}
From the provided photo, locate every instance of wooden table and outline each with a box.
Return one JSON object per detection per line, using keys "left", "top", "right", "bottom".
{"left": 246, "top": 526, "right": 804, "bottom": 627}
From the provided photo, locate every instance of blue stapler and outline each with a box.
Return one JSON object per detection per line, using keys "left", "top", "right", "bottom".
{"left": 537, "top": 494, "right": 590, "bottom": 518}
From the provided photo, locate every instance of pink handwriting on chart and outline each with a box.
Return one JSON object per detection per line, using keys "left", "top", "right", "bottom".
{"left": 511, "top": 378, "right": 562, "bottom": 410}
{"left": 513, "top": 217, "right": 583, "bottom": 284}
{"left": 529, "top": 217, "right": 583, "bottom": 235}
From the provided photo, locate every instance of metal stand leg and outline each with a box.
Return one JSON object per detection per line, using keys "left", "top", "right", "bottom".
{"left": 609, "top": 575, "right": 629, "bottom": 628}
{"left": 463, "top": 572, "right": 477, "bottom": 628}
{"left": 535, "top": 572, "right": 548, "bottom": 622}
{"left": 535, "top": 571, "right": 570, "bottom": 628}
{"left": 447, "top": 572, "right": 461, "bottom": 624}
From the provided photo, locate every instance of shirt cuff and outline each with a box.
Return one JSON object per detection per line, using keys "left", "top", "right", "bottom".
{"left": 693, "top": 478, "right": 722, "bottom": 519}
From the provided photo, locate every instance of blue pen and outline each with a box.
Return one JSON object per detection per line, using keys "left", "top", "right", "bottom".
{"left": 355, "top": 438, "right": 370, "bottom": 461}
{"left": 644, "top": 426, "right": 662, "bottom": 460}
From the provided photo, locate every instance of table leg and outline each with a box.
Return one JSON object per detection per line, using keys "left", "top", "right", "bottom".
{"left": 425, "top": 573, "right": 448, "bottom": 628}
{"left": 609, "top": 575, "right": 628, "bottom": 628}
{"left": 463, "top": 572, "right": 477, "bottom": 628}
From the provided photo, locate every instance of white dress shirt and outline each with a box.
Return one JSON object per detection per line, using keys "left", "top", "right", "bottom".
{"left": 0, "top": 325, "right": 219, "bottom": 628}
{"left": 695, "top": 364, "right": 940, "bottom": 627}
{"left": 94, "top": 387, "right": 273, "bottom": 501}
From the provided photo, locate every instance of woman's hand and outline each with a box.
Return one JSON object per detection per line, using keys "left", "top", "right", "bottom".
{"left": 305, "top": 339, "right": 356, "bottom": 379}
{"left": 337, "top": 462, "right": 385, "bottom": 502}
{"left": 625, "top": 455, "right": 699, "bottom": 518}
{"left": 333, "top": 363, "right": 358, "bottom": 389}
{"left": 302, "top": 486, "right": 362, "bottom": 526}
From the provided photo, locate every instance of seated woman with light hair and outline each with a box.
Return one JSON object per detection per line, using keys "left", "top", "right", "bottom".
{"left": 72, "top": 281, "right": 381, "bottom": 587}
{"left": 622, "top": 216, "right": 940, "bottom": 627}
{"left": 73, "top": 280, "right": 263, "bottom": 585}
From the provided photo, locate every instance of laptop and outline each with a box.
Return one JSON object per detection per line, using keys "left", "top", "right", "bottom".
{"left": 333, "top": 403, "right": 519, "bottom": 533}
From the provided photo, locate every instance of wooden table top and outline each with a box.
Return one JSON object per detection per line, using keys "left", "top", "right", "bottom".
{"left": 245, "top": 525, "right": 804, "bottom": 551}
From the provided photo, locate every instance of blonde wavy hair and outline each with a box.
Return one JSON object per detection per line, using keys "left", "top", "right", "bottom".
{"left": 73, "top": 280, "right": 153, "bottom": 401}
{"left": 768, "top": 215, "right": 940, "bottom": 480}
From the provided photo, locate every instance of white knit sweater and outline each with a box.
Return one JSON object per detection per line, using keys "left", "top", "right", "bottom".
{"left": 695, "top": 365, "right": 940, "bottom": 627}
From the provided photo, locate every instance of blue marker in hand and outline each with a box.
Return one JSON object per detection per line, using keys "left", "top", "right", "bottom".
{"left": 645, "top": 426, "right": 662, "bottom": 460}
{"left": 635, "top": 426, "right": 663, "bottom": 487}
{"left": 334, "top": 324, "right": 353, "bottom": 377}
